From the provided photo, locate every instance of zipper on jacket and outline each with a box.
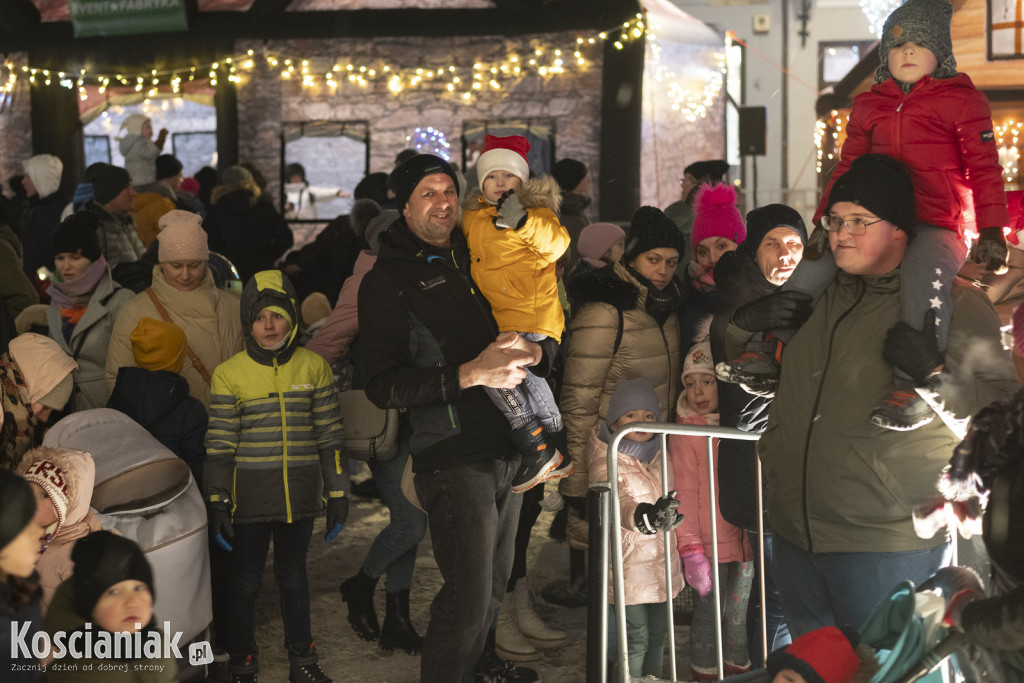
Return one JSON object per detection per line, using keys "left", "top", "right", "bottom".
{"left": 275, "top": 358, "right": 293, "bottom": 524}
{"left": 800, "top": 280, "right": 865, "bottom": 553}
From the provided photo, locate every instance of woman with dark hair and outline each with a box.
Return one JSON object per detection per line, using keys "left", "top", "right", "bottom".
{"left": 0, "top": 469, "right": 46, "bottom": 681}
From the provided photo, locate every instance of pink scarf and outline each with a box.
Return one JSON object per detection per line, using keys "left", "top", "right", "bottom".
{"left": 48, "top": 257, "right": 108, "bottom": 310}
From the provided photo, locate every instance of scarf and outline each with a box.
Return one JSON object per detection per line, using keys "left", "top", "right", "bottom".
{"left": 598, "top": 422, "right": 660, "bottom": 463}
{"left": 625, "top": 264, "right": 684, "bottom": 318}
{"left": 687, "top": 260, "right": 717, "bottom": 294}
{"left": 48, "top": 258, "right": 108, "bottom": 310}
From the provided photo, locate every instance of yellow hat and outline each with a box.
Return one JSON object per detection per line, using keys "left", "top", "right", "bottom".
{"left": 130, "top": 318, "right": 187, "bottom": 373}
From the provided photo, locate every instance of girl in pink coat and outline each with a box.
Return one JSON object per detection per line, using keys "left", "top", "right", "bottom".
{"left": 585, "top": 377, "right": 683, "bottom": 679}
{"left": 670, "top": 342, "right": 753, "bottom": 680}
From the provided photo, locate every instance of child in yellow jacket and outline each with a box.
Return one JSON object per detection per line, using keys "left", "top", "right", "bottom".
{"left": 462, "top": 134, "right": 572, "bottom": 492}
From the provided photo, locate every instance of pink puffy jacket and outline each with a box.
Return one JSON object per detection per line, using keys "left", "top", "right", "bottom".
{"left": 585, "top": 425, "right": 683, "bottom": 605}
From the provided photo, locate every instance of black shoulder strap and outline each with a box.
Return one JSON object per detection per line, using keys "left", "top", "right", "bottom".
{"left": 612, "top": 308, "right": 624, "bottom": 355}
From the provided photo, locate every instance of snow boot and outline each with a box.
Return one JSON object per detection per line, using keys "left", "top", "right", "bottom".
{"left": 869, "top": 384, "right": 935, "bottom": 431}
{"left": 228, "top": 654, "right": 257, "bottom": 683}
{"left": 339, "top": 569, "right": 380, "bottom": 641}
{"left": 541, "top": 427, "right": 573, "bottom": 482}
{"left": 379, "top": 589, "right": 424, "bottom": 655}
{"left": 477, "top": 629, "right": 539, "bottom": 682}
{"left": 288, "top": 645, "right": 331, "bottom": 683}
{"left": 495, "top": 591, "right": 538, "bottom": 661}
{"left": 512, "top": 583, "right": 565, "bottom": 648}
{"left": 509, "top": 418, "right": 562, "bottom": 493}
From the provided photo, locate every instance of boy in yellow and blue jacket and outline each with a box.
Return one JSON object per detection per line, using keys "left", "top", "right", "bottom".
{"left": 462, "top": 134, "right": 572, "bottom": 493}
{"left": 203, "top": 269, "right": 346, "bottom": 683}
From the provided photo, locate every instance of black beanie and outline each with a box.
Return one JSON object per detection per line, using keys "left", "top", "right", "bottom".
{"left": 91, "top": 164, "right": 132, "bottom": 205}
{"left": 155, "top": 155, "right": 183, "bottom": 181}
{"left": 740, "top": 204, "right": 808, "bottom": 256}
{"left": 389, "top": 154, "right": 460, "bottom": 210}
{"left": 354, "top": 172, "right": 390, "bottom": 205}
{"left": 624, "top": 206, "right": 686, "bottom": 263}
{"left": 552, "top": 158, "right": 588, "bottom": 192}
{"left": 52, "top": 211, "right": 103, "bottom": 264}
{"left": 72, "top": 531, "right": 154, "bottom": 619}
{"left": 0, "top": 470, "right": 36, "bottom": 552}
{"left": 826, "top": 154, "right": 916, "bottom": 232}
{"left": 684, "top": 159, "right": 729, "bottom": 182}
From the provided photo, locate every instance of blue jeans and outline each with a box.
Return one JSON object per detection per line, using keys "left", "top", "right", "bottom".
{"left": 483, "top": 332, "right": 563, "bottom": 432}
{"left": 414, "top": 457, "right": 522, "bottom": 683}
{"left": 746, "top": 531, "right": 790, "bottom": 667}
{"left": 362, "top": 449, "right": 428, "bottom": 592}
{"left": 225, "top": 518, "right": 315, "bottom": 665}
{"left": 771, "top": 532, "right": 950, "bottom": 638}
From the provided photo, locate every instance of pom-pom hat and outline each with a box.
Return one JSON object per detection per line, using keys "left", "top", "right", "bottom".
{"left": 691, "top": 183, "right": 746, "bottom": 252}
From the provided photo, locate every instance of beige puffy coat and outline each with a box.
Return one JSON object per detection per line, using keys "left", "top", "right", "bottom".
{"left": 560, "top": 262, "right": 681, "bottom": 548}
{"left": 105, "top": 265, "right": 242, "bottom": 408}
{"left": 585, "top": 425, "right": 682, "bottom": 605}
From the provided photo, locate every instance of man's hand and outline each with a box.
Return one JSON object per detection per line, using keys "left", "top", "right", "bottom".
{"left": 731, "top": 291, "right": 813, "bottom": 333}
{"left": 882, "top": 309, "right": 944, "bottom": 385}
{"left": 459, "top": 332, "right": 535, "bottom": 389}
{"left": 501, "top": 331, "right": 542, "bottom": 367}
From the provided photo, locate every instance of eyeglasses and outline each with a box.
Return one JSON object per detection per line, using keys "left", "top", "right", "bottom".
{"left": 819, "top": 215, "right": 885, "bottom": 235}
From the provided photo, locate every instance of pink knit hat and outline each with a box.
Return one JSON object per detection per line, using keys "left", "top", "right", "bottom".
{"left": 691, "top": 182, "right": 746, "bottom": 252}
{"left": 159, "top": 210, "right": 209, "bottom": 262}
{"left": 578, "top": 222, "right": 626, "bottom": 268}
{"left": 476, "top": 135, "right": 531, "bottom": 192}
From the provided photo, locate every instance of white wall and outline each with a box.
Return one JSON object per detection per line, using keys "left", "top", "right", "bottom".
{"left": 669, "top": 0, "right": 874, "bottom": 216}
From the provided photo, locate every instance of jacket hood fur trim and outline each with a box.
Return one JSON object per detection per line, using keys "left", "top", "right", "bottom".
{"left": 461, "top": 175, "right": 563, "bottom": 213}
{"left": 566, "top": 264, "right": 641, "bottom": 312}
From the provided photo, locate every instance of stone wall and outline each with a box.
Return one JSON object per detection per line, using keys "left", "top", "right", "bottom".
{"left": 235, "top": 34, "right": 603, "bottom": 216}
{"left": 0, "top": 53, "right": 35, "bottom": 197}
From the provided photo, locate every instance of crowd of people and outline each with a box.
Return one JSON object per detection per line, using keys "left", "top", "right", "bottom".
{"left": 3, "top": 2, "right": 1024, "bottom": 681}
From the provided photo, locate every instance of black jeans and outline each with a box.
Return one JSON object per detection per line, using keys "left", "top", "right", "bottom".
{"left": 415, "top": 457, "right": 522, "bottom": 683}
{"left": 225, "top": 518, "right": 316, "bottom": 667}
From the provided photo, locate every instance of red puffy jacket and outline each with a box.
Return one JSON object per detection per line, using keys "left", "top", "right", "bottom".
{"left": 815, "top": 74, "right": 1008, "bottom": 238}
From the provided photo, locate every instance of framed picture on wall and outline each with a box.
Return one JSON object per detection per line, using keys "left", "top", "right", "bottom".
{"left": 462, "top": 120, "right": 555, "bottom": 178}
{"left": 281, "top": 120, "right": 370, "bottom": 222}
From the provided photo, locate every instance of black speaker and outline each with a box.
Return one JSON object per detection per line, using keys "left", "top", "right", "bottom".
{"left": 738, "top": 106, "right": 767, "bottom": 156}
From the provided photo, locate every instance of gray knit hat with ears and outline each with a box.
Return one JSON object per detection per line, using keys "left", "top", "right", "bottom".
{"left": 876, "top": 0, "right": 957, "bottom": 84}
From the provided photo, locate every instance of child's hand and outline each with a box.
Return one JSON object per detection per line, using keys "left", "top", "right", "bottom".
{"left": 494, "top": 190, "right": 528, "bottom": 230}
{"left": 633, "top": 491, "right": 683, "bottom": 535}
{"left": 972, "top": 227, "right": 1008, "bottom": 274}
{"left": 682, "top": 551, "right": 713, "bottom": 597}
{"left": 324, "top": 497, "right": 349, "bottom": 542}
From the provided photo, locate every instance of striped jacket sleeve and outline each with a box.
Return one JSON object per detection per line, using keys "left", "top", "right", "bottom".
{"left": 204, "top": 365, "right": 241, "bottom": 504}
{"left": 310, "top": 355, "right": 348, "bottom": 499}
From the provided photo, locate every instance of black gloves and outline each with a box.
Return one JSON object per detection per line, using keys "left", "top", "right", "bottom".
{"left": 324, "top": 497, "right": 349, "bottom": 542}
{"left": 207, "top": 502, "right": 235, "bottom": 552}
{"left": 882, "top": 309, "right": 944, "bottom": 385}
{"left": 731, "top": 290, "right": 813, "bottom": 333}
{"left": 494, "top": 191, "right": 528, "bottom": 230}
{"left": 971, "top": 227, "right": 1008, "bottom": 273}
{"left": 633, "top": 491, "right": 684, "bottom": 535}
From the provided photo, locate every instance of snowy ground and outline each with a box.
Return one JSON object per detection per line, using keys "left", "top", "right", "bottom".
{"left": 239, "top": 482, "right": 697, "bottom": 682}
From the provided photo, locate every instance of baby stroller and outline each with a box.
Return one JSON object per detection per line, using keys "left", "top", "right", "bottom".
{"left": 43, "top": 408, "right": 212, "bottom": 680}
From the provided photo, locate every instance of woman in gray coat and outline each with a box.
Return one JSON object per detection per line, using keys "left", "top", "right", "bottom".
{"left": 45, "top": 213, "right": 133, "bottom": 411}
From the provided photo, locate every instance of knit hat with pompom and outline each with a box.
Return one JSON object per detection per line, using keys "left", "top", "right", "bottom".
{"left": 691, "top": 183, "right": 746, "bottom": 252}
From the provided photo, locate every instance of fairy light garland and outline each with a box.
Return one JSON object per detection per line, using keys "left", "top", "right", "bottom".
{"left": 406, "top": 126, "right": 451, "bottom": 160}
{"left": 0, "top": 14, "right": 649, "bottom": 103}
{"left": 814, "top": 109, "right": 849, "bottom": 174}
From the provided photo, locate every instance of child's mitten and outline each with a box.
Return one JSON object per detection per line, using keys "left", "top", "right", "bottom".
{"left": 633, "top": 491, "right": 683, "bottom": 535}
{"left": 494, "top": 190, "right": 528, "bottom": 230}
{"left": 973, "top": 227, "right": 1008, "bottom": 273}
{"left": 681, "top": 548, "right": 713, "bottom": 597}
{"left": 206, "top": 502, "right": 235, "bottom": 552}
{"left": 324, "top": 497, "right": 349, "bottom": 542}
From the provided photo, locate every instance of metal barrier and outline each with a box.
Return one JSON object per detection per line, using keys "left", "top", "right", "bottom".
{"left": 587, "top": 421, "right": 762, "bottom": 683}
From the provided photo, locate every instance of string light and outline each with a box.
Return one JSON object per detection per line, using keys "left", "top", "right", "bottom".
{"left": 406, "top": 126, "right": 451, "bottom": 160}
{"left": 0, "top": 11, "right": 657, "bottom": 104}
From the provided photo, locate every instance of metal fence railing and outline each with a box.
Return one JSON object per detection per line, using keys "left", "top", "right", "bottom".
{"left": 588, "top": 422, "right": 763, "bottom": 683}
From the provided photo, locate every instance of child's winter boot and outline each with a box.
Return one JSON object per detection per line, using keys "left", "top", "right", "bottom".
{"left": 508, "top": 418, "right": 562, "bottom": 493}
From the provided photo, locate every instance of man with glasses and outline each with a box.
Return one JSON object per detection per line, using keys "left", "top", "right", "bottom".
{"left": 756, "top": 153, "right": 1017, "bottom": 638}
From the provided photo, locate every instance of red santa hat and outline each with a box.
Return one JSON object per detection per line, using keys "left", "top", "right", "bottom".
{"left": 476, "top": 135, "right": 531, "bottom": 192}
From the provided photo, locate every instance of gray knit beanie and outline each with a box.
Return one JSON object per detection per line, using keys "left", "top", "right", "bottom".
{"left": 876, "top": 0, "right": 957, "bottom": 84}
{"left": 606, "top": 378, "right": 662, "bottom": 427}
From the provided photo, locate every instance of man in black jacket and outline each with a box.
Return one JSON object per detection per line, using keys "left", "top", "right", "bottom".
{"left": 709, "top": 204, "right": 809, "bottom": 665}
{"left": 356, "top": 154, "right": 554, "bottom": 683}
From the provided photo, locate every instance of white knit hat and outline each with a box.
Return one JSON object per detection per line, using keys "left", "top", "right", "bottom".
{"left": 682, "top": 341, "right": 715, "bottom": 380}
{"left": 159, "top": 211, "right": 210, "bottom": 262}
{"left": 476, "top": 134, "right": 531, "bottom": 193}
